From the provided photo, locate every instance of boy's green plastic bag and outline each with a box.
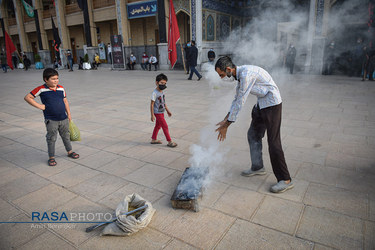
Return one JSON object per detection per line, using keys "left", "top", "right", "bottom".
{"left": 69, "top": 120, "right": 81, "bottom": 141}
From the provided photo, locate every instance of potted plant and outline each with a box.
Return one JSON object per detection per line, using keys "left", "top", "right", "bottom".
{"left": 34, "top": 54, "right": 44, "bottom": 69}
{"left": 83, "top": 53, "right": 91, "bottom": 70}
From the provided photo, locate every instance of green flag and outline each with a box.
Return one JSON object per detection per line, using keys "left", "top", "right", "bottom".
{"left": 22, "top": 0, "right": 34, "bottom": 18}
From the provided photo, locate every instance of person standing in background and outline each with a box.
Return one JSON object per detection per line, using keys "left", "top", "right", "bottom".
{"left": 107, "top": 43, "right": 112, "bottom": 63}
{"left": 187, "top": 41, "right": 202, "bottom": 81}
{"left": 66, "top": 49, "right": 73, "bottom": 72}
{"left": 285, "top": 44, "right": 296, "bottom": 74}
{"left": 141, "top": 52, "right": 149, "bottom": 70}
{"left": 208, "top": 48, "right": 216, "bottom": 63}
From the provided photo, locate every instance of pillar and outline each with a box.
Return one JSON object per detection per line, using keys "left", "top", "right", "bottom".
{"left": 115, "top": 0, "right": 130, "bottom": 46}
{"left": 87, "top": 0, "right": 97, "bottom": 46}
{"left": 0, "top": 3, "right": 10, "bottom": 35}
{"left": 13, "top": 0, "right": 30, "bottom": 52}
{"left": 195, "top": 0, "right": 202, "bottom": 65}
{"left": 157, "top": 0, "right": 166, "bottom": 43}
{"left": 33, "top": 0, "right": 48, "bottom": 50}
{"left": 305, "top": 0, "right": 327, "bottom": 74}
{"left": 54, "top": 0, "right": 70, "bottom": 50}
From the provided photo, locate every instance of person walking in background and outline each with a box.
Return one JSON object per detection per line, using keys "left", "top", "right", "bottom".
{"left": 149, "top": 54, "right": 158, "bottom": 71}
{"left": 184, "top": 42, "right": 191, "bottom": 74}
{"left": 214, "top": 56, "right": 293, "bottom": 193}
{"left": 12, "top": 52, "right": 18, "bottom": 69}
{"left": 323, "top": 40, "right": 336, "bottom": 75}
{"left": 141, "top": 52, "right": 149, "bottom": 70}
{"left": 1, "top": 52, "right": 7, "bottom": 73}
{"left": 285, "top": 44, "right": 296, "bottom": 74}
{"left": 150, "top": 73, "right": 177, "bottom": 147}
{"left": 66, "top": 49, "right": 73, "bottom": 71}
{"left": 23, "top": 54, "right": 31, "bottom": 71}
{"left": 187, "top": 40, "right": 202, "bottom": 81}
{"left": 24, "top": 68, "right": 80, "bottom": 166}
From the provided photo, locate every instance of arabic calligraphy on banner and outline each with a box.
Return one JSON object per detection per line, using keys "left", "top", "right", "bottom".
{"left": 127, "top": 0, "right": 157, "bottom": 19}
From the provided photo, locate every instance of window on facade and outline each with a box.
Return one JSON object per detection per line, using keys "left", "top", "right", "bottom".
{"left": 6, "top": 0, "right": 16, "bottom": 18}
{"left": 42, "top": 0, "right": 54, "bottom": 10}
{"left": 65, "top": 0, "right": 77, "bottom": 5}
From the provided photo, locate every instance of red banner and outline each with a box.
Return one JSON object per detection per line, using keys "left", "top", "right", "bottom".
{"left": 168, "top": 0, "right": 180, "bottom": 68}
{"left": 5, "top": 31, "right": 16, "bottom": 70}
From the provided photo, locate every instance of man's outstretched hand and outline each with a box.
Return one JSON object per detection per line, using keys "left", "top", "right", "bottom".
{"left": 215, "top": 120, "right": 231, "bottom": 141}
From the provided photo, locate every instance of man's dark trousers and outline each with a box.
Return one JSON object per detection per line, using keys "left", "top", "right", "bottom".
{"left": 247, "top": 103, "right": 290, "bottom": 182}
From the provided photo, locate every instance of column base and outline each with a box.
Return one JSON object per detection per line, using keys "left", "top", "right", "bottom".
{"left": 157, "top": 43, "right": 169, "bottom": 70}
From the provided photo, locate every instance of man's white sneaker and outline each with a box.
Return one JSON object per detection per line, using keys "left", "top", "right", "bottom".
{"left": 241, "top": 168, "right": 266, "bottom": 177}
{"left": 270, "top": 180, "right": 294, "bottom": 193}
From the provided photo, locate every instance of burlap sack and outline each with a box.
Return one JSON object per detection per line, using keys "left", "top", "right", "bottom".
{"left": 101, "top": 193, "right": 155, "bottom": 236}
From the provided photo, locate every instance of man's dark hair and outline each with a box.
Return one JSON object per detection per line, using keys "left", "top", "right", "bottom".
{"left": 43, "top": 68, "right": 59, "bottom": 81}
{"left": 156, "top": 73, "right": 168, "bottom": 82}
{"left": 215, "top": 56, "right": 236, "bottom": 71}
{"left": 191, "top": 40, "right": 196, "bottom": 46}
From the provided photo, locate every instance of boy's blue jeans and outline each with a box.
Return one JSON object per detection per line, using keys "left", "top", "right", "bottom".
{"left": 45, "top": 119, "right": 72, "bottom": 158}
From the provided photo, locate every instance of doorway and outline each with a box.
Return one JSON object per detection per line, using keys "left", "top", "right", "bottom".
{"left": 177, "top": 11, "right": 190, "bottom": 44}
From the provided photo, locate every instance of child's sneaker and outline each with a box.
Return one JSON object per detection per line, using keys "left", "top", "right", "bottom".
{"left": 151, "top": 139, "right": 162, "bottom": 144}
{"left": 167, "top": 141, "right": 177, "bottom": 147}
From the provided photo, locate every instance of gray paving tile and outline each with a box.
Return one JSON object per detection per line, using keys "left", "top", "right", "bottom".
{"left": 364, "top": 220, "right": 375, "bottom": 250}
{"left": 28, "top": 158, "right": 78, "bottom": 178}
{"left": 0, "top": 214, "right": 46, "bottom": 249}
{"left": 0, "top": 173, "right": 51, "bottom": 201}
{"left": 295, "top": 163, "right": 340, "bottom": 186}
{"left": 98, "top": 156, "right": 146, "bottom": 177}
{"left": 252, "top": 195, "right": 303, "bottom": 235}
{"left": 296, "top": 206, "right": 363, "bottom": 249}
{"left": 216, "top": 219, "right": 313, "bottom": 250}
{"left": 163, "top": 207, "right": 236, "bottom": 249}
{"left": 123, "top": 163, "right": 175, "bottom": 188}
{"left": 80, "top": 227, "right": 171, "bottom": 250}
{"left": 47, "top": 196, "right": 109, "bottom": 246}
{"left": 49, "top": 165, "right": 101, "bottom": 188}
{"left": 0, "top": 198, "right": 22, "bottom": 221}
{"left": 98, "top": 183, "right": 164, "bottom": 210}
{"left": 70, "top": 173, "right": 128, "bottom": 202}
{"left": 17, "top": 231, "right": 76, "bottom": 250}
{"left": 303, "top": 183, "right": 368, "bottom": 220}
{"left": 12, "top": 184, "right": 77, "bottom": 214}
{"left": 0, "top": 166, "right": 30, "bottom": 187}
{"left": 164, "top": 239, "right": 199, "bottom": 250}
{"left": 213, "top": 186, "right": 264, "bottom": 220}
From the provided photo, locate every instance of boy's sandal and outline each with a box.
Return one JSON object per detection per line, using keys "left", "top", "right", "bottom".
{"left": 167, "top": 141, "right": 178, "bottom": 148}
{"left": 68, "top": 152, "right": 80, "bottom": 159}
{"left": 151, "top": 140, "right": 162, "bottom": 144}
{"left": 48, "top": 159, "right": 57, "bottom": 166}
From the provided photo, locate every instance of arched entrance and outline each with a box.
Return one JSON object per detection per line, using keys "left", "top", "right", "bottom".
{"left": 176, "top": 10, "right": 191, "bottom": 69}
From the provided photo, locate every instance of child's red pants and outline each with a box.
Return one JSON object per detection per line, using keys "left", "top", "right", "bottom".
{"left": 152, "top": 113, "right": 171, "bottom": 141}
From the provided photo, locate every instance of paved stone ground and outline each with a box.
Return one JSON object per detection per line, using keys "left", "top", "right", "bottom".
{"left": 0, "top": 68, "right": 374, "bottom": 249}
